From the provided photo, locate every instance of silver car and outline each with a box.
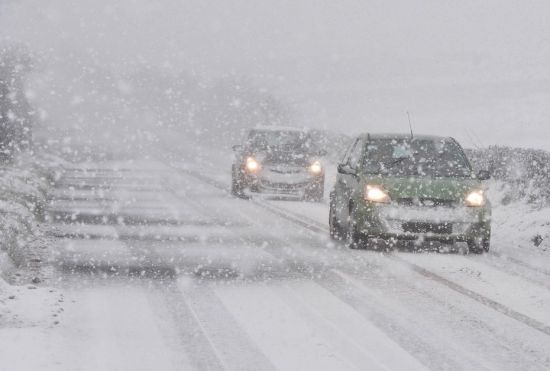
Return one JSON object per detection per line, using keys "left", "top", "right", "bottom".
{"left": 231, "top": 126, "right": 326, "bottom": 201}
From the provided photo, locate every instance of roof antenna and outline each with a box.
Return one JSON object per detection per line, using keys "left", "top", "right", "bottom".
{"left": 407, "top": 111, "right": 414, "bottom": 139}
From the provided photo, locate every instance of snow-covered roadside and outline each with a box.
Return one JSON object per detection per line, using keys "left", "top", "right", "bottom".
{"left": 0, "top": 276, "right": 65, "bottom": 328}
{"left": 0, "top": 269, "right": 66, "bottom": 371}
{"left": 492, "top": 204, "right": 550, "bottom": 252}
{"left": 0, "top": 153, "right": 57, "bottom": 274}
{"left": 487, "top": 180, "right": 550, "bottom": 258}
{"left": 0, "top": 152, "right": 66, "bottom": 333}
{"left": 491, "top": 201, "right": 550, "bottom": 271}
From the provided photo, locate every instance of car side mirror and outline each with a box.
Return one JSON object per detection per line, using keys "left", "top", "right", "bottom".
{"left": 232, "top": 144, "right": 243, "bottom": 152}
{"left": 476, "top": 169, "right": 491, "bottom": 181}
{"left": 337, "top": 163, "right": 357, "bottom": 176}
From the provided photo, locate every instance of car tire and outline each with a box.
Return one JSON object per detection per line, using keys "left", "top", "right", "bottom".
{"left": 231, "top": 166, "right": 245, "bottom": 198}
{"left": 347, "top": 225, "right": 367, "bottom": 249}
{"left": 346, "top": 208, "right": 368, "bottom": 249}
{"left": 468, "top": 238, "right": 490, "bottom": 254}
{"left": 305, "top": 180, "right": 324, "bottom": 202}
{"left": 329, "top": 199, "right": 343, "bottom": 240}
{"left": 311, "top": 188, "right": 324, "bottom": 203}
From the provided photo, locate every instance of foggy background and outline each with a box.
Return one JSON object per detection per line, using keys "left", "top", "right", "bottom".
{"left": 2, "top": 0, "right": 550, "bottom": 151}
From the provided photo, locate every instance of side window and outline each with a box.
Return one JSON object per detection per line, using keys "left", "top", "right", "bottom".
{"left": 341, "top": 138, "right": 358, "bottom": 164}
{"left": 348, "top": 140, "right": 363, "bottom": 169}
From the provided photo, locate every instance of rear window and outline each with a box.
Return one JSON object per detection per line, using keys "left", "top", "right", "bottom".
{"left": 363, "top": 138, "right": 472, "bottom": 177}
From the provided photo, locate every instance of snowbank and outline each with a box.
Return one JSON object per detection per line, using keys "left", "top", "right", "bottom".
{"left": 0, "top": 275, "right": 64, "bottom": 326}
{"left": 0, "top": 152, "right": 62, "bottom": 283}
{"left": 492, "top": 201, "right": 550, "bottom": 252}
{"left": 490, "top": 179, "right": 550, "bottom": 255}
{"left": 0, "top": 153, "right": 67, "bottom": 368}
{"left": 476, "top": 146, "right": 550, "bottom": 255}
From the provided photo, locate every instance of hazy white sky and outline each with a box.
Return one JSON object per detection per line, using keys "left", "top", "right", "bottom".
{"left": 2, "top": 0, "right": 550, "bottom": 148}
{"left": 3, "top": 0, "right": 549, "bottom": 78}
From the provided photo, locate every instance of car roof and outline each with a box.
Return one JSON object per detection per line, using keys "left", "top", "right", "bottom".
{"left": 359, "top": 133, "right": 451, "bottom": 142}
{"left": 251, "top": 125, "right": 308, "bottom": 133}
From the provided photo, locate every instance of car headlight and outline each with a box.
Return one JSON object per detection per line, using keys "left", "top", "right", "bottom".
{"left": 465, "top": 190, "right": 485, "bottom": 207}
{"left": 365, "top": 184, "right": 390, "bottom": 203}
{"left": 309, "top": 160, "right": 323, "bottom": 174}
{"left": 246, "top": 157, "right": 260, "bottom": 172}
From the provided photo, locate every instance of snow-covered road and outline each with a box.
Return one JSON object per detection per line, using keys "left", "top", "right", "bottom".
{"left": 4, "top": 157, "right": 550, "bottom": 370}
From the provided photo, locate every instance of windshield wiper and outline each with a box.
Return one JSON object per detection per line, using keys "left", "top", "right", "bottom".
{"left": 384, "top": 156, "right": 410, "bottom": 168}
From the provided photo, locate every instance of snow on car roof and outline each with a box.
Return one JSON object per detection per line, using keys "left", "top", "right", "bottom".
{"left": 252, "top": 125, "right": 308, "bottom": 133}
{"left": 362, "top": 133, "right": 450, "bottom": 141}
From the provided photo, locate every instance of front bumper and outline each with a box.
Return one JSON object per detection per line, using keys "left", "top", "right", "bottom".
{"left": 355, "top": 203, "right": 491, "bottom": 243}
{"left": 243, "top": 167, "right": 323, "bottom": 196}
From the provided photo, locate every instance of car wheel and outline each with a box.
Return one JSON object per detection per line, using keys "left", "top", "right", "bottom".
{"left": 468, "top": 238, "right": 490, "bottom": 254}
{"left": 231, "top": 166, "right": 245, "bottom": 197}
{"left": 329, "top": 200, "right": 343, "bottom": 240}
{"left": 346, "top": 207, "right": 367, "bottom": 249}
{"left": 305, "top": 180, "right": 324, "bottom": 202}
{"left": 347, "top": 224, "right": 366, "bottom": 249}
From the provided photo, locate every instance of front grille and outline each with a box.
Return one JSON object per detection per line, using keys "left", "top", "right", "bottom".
{"left": 396, "top": 198, "right": 456, "bottom": 207}
{"left": 402, "top": 222, "right": 453, "bottom": 234}
{"left": 264, "top": 183, "right": 300, "bottom": 190}
{"left": 259, "top": 180, "right": 308, "bottom": 193}
{"left": 269, "top": 168, "right": 304, "bottom": 174}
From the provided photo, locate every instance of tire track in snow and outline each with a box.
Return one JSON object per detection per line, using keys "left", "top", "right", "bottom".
{"left": 277, "top": 282, "right": 427, "bottom": 371}
{"left": 199, "top": 193, "right": 505, "bottom": 369}
{"left": 148, "top": 280, "right": 228, "bottom": 371}
{"left": 169, "top": 169, "right": 473, "bottom": 369}
{"left": 391, "top": 256, "right": 550, "bottom": 336}
{"left": 461, "top": 254, "right": 550, "bottom": 292}
{"left": 175, "top": 280, "right": 277, "bottom": 371}
{"left": 265, "top": 198, "right": 550, "bottom": 337}
{"left": 323, "top": 268, "right": 550, "bottom": 371}
{"left": 50, "top": 166, "right": 227, "bottom": 370}
{"left": 491, "top": 251, "right": 550, "bottom": 277}
{"left": 272, "top": 201, "right": 550, "bottom": 337}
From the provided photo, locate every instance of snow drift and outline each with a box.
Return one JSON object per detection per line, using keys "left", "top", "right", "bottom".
{"left": 0, "top": 153, "right": 59, "bottom": 283}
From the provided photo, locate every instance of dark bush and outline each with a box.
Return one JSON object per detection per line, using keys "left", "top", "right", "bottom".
{"left": 467, "top": 146, "right": 550, "bottom": 205}
{"left": 0, "top": 44, "right": 34, "bottom": 161}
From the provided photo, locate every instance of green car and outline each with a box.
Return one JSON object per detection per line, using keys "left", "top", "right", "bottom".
{"left": 329, "top": 134, "right": 491, "bottom": 253}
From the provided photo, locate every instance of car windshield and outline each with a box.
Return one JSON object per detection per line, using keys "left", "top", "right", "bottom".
{"left": 248, "top": 130, "right": 313, "bottom": 152}
{"left": 363, "top": 138, "right": 472, "bottom": 177}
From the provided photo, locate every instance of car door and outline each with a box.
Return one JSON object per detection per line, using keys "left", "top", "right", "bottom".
{"left": 334, "top": 138, "right": 363, "bottom": 225}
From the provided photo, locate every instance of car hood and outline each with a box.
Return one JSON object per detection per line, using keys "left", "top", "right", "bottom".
{"left": 252, "top": 149, "right": 313, "bottom": 166}
{"left": 366, "top": 176, "right": 482, "bottom": 202}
